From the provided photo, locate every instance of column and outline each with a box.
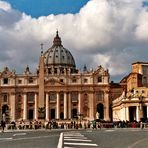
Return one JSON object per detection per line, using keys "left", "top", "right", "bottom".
{"left": 139, "top": 103, "right": 143, "bottom": 120}
{"left": 78, "top": 92, "right": 81, "bottom": 114}
{"left": 147, "top": 106, "right": 148, "bottom": 118}
{"left": 125, "top": 107, "right": 129, "bottom": 121}
{"left": 10, "top": 93, "right": 16, "bottom": 121}
{"left": 46, "top": 93, "right": 49, "bottom": 121}
{"left": 104, "top": 91, "right": 110, "bottom": 121}
{"left": 136, "top": 106, "right": 140, "bottom": 121}
{"left": 34, "top": 93, "right": 38, "bottom": 120}
{"left": 68, "top": 93, "right": 72, "bottom": 119}
{"left": 89, "top": 93, "right": 94, "bottom": 120}
{"left": 56, "top": 92, "right": 60, "bottom": 119}
{"left": 64, "top": 92, "right": 67, "bottom": 119}
{"left": 23, "top": 93, "right": 27, "bottom": 120}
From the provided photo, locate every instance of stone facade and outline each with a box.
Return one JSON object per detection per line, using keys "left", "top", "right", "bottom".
{"left": 0, "top": 32, "right": 119, "bottom": 122}
{"left": 112, "top": 62, "right": 148, "bottom": 122}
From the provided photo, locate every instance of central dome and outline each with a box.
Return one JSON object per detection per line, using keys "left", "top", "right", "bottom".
{"left": 44, "top": 31, "right": 76, "bottom": 70}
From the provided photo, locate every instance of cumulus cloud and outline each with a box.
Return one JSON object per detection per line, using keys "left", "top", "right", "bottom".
{"left": 0, "top": 1, "right": 11, "bottom": 11}
{"left": 0, "top": 0, "right": 148, "bottom": 82}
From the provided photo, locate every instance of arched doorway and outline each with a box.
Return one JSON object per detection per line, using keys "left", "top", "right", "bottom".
{"left": 97, "top": 103, "right": 104, "bottom": 119}
{"left": 2, "top": 105, "right": 9, "bottom": 121}
{"left": 2, "top": 105, "right": 9, "bottom": 114}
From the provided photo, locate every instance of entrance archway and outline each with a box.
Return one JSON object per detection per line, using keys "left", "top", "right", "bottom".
{"left": 72, "top": 109, "right": 77, "bottom": 118}
{"left": 28, "top": 109, "right": 33, "bottom": 120}
{"left": 97, "top": 103, "right": 104, "bottom": 119}
{"left": 2, "top": 105, "right": 9, "bottom": 114}
{"left": 129, "top": 106, "right": 136, "bottom": 122}
{"left": 2, "top": 105, "right": 9, "bottom": 121}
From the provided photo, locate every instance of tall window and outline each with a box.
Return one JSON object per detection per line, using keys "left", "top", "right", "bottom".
{"left": 60, "top": 93, "right": 64, "bottom": 102}
{"left": 84, "top": 93, "right": 88, "bottom": 105}
{"left": 83, "top": 93, "right": 89, "bottom": 117}
{"left": 49, "top": 92, "right": 56, "bottom": 102}
{"left": 54, "top": 68, "right": 57, "bottom": 74}
{"left": 84, "top": 78, "right": 88, "bottom": 83}
{"left": 71, "top": 92, "right": 78, "bottom": 102}
{"left": 48, "top": 68, "right": 52, "bottom": 74}
{"left": 3, "top": 94, "right": 8, "bottom": 102}
{"left": 96, "top": 91, "right": 104, "bottom": 101}
{"left": 18, "top": 95, "right": 22, "bottom": 103}
{"left": 28, "top": 93, "right": 34, "bottom": 102}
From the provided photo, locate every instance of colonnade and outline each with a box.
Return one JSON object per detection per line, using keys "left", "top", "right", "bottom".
{"left": 10, "top": 92, "right": 84, "bottom": 121}
{"left": 119, "top": 105, "right": 148, "bottom": 122}
{"left": 45, "top": 92, "right": 82, "bottom": 121}
{"left": 9, "top": 91, "right": 110, "bottom": 121}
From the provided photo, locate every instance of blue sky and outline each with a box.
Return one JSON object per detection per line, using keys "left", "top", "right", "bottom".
{"left": 3, "top": 0, "right": 89, "bottom": 17}
{"left": 2, "top": 0, "right": 148, "bottom": 18}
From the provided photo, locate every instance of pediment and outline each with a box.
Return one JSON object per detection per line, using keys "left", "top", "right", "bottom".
{"left": 94, "top": 65, "right": 105, "bottom": 75}
{"left": 45, "top": 78, "right": 65, "bottom": 86}
{"left": 0, "top": 67, "right": 15, "bottom": 78}
{"left": 93, "top": 65, "right": 109, "bottom": 76}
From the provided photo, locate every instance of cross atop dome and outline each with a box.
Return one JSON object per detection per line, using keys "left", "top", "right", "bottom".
{"left": 53, "top": 30, "right": 62, "bottom": 47}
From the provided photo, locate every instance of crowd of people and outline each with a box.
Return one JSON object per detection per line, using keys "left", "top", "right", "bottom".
{"left": 0, "top": 119, "right": 146, "bottom": 132}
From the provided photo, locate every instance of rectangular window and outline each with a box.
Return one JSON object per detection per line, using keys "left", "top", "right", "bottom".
{"left": 71, "top": 92, "right": 78, "bottom": 102}
{"left": 3, "top": 78, "right": 8, "bottom": 84}
{"left": 60, "top": 79, "right": 64, "bottom": 83}
{"left": 60, "top": 93, "right": 64, "bottom": 101}
{"left": 96, "top": 91, "right": 104, "bottom": 101}
{"left": 48, "top": 68, "right": 51, "bottom": 74}
{"left": 3, "top": 94, "right": 8, "bottom": 102}
{"left": 54, "top": 68, "right": 57, "bottom": 74}
{"left": 98, "top": 76, "right": 102, "bottom": 83}
{"left": 18, "top": 79, "right": 22, "bottom": 84}
{"left": 28, "top": 93, "right": 34, "bottom": 102}
{"left": 28, "top": 77, "right": 33, "bottom": 83}
{"left": 72, "top": 78, "right": 77, "bottom": 83}
{"left": 84, "top": 78, "right": 88, "bottom": 83}
{"left": 49, "top": 93, "right": 56, "bottom": 102}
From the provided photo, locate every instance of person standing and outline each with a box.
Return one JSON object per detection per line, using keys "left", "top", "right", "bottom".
{"left": 1, "top": 120, "right": 6, "bottom": 132}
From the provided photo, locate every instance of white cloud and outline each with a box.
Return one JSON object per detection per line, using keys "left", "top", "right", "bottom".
{"left": 0, "top": 1, "right": 11, "bottom": 11}
{"left": 135, "top": 9, "right": 148, "bottom": 41}
{"left": 0, "top": 0, "right": 148, "bottom": 82}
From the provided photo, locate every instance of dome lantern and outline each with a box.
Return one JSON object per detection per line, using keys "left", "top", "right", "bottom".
{"left": 53, "top": 30, "right": 62, "bottom": 47}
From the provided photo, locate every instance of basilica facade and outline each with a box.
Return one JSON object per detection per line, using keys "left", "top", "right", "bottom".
{"left": 0, "top": 32, "right": 121, "bottom": 122}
